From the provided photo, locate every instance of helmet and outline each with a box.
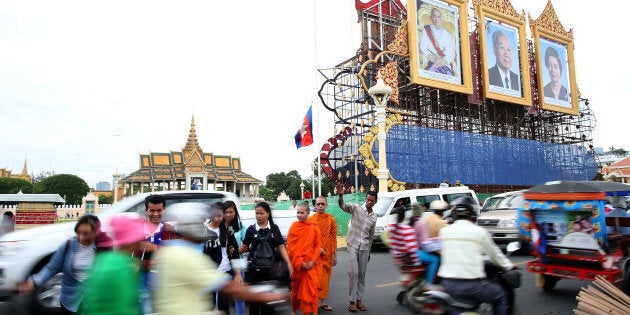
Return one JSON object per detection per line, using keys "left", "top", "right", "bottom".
{"left": 429, "top": 200, "right": 450, "bottom": 212}
{"left": 450, "top": 196, "right": 479, "bottom": 220}
{"left": 162, "top": 202, "right": 212, "bottom": 241}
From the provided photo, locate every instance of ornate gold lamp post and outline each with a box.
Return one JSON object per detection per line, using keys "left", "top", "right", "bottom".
{"left": 367, "top": 77, "right": 392, "bottom": 193}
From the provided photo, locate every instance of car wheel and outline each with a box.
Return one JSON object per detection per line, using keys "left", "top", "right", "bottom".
{"left": 517, "top": 240, "right": 532, "bottom": 256}
{"left": 29, "top": 273, "right": 63, "bottom": 315}
{"left": 542, "top": 275, "right": 560, "bottom": 292}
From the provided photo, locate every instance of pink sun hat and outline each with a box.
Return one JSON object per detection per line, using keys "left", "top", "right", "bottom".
{"left": 108, "top": 213, "right": 155, "bottom": 247}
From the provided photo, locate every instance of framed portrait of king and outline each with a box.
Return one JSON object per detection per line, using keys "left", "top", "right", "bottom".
{"left": 476, "top": 1, "right": 532, "bottom": 106}
{"left": 408, "top": 0, "right": 472, "bottom": 94}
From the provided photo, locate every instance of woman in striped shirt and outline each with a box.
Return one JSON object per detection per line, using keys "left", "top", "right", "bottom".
{"left": 388, "top": 204, "right": 440, "bottom": 289}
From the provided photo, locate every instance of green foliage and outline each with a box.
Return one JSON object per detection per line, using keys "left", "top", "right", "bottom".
{"left": 265, "top": 170, "right": 301, "bottom": 199}
{"left": 32, "top": 170, "right": 55, "bottom": 184}
{"left": 98, "top": 195, "right": 113, "bottom": 204}
{"left": 258, "top": 185, "right": 275, "bottom": 201}
{"left": 0, "top": 177, "right": 34, "bottom": 193}
{"left": 33, "top": 174, "right": 90, "bottom": 205}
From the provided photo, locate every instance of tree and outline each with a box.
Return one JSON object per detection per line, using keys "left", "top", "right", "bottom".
{"left": 258, "top": 185, "right": 275, "bottom": 201}
{"left": 98, "top": 195, "right": 113, "bottom": 205}
{"left": 33, "top": 174, "right": 90, "bottom": 205}
{"left": 32, "top": 170, "right": 56, "bottom": 184}
{"left": 265, "top": 170, "right": 302, "bottom": 199}
{"left": 0, "top": 177, "right": 34, "bottom": 193}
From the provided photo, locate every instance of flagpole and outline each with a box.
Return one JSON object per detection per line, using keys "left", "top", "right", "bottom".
{"left": 312, "top": 0, "right": 322, "bottom": 197}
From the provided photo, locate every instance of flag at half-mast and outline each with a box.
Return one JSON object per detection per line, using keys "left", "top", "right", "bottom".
{"left": 294, "top": 105, "right": 313, "bottom": 149}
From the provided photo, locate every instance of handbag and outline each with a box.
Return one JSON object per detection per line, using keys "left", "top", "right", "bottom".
{"left": 268, "top": 257, "right": 289, "bottom": 281}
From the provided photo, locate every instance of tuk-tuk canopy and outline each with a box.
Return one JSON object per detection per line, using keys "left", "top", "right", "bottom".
{"left": 524, "top": 181, "right": 630, "bottom": 200}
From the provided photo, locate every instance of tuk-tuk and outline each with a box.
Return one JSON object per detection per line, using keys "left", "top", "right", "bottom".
{"left": 517, "top": 181, "right": 630, "bottom": 291}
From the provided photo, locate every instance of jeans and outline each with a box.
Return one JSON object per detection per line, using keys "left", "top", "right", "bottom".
{"left": 416, "top": 250, "right": 440, "bottom": 284}
{"left": 235, "top": 270, "right": 245, "bottom": 315}
{"left": 440, "top": 278, "right": 509, "bottom": 315}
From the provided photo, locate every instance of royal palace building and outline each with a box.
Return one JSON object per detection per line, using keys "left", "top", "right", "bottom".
{"left": 116, "top": 117, "right": 262, "bottom": 201}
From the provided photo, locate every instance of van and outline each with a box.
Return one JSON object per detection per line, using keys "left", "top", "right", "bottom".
{"left": 368, "top": 186, "right": 480, "bottom": 248}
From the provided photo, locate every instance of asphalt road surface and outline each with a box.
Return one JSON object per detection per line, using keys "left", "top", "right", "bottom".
{"left": 320, "top": 248, "right": 587, "bottom": 314}
{"left": 0, "top": 249, "right": 590, "bottom": 314}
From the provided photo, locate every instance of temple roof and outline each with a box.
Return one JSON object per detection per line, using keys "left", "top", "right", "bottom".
{"left": 0, "top": 193, "right": 66, "bottom": 204}
{"left": 121, "top": 116, "right": 262, "bottom": 184}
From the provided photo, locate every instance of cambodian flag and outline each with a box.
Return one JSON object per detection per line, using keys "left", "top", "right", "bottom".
{"left": 294, "top": 105, "right": 313, "bottom": 149}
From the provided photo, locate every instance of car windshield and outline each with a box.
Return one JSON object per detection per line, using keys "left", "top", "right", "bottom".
{"left": 481, "top": 193, "right": 524, "bottom": 212}
{"left": 481, "top": 197, "right": 502, "bottom": 212}
{"left": 496, "top": 194, "right": 524, "bottom": 210}
{"left": 372, "top": 197, "right": 394, "bottom": 217}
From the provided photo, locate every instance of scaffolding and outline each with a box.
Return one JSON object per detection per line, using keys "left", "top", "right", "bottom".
{"left": 317, "top": 1, "right": 597, "bottom": 194}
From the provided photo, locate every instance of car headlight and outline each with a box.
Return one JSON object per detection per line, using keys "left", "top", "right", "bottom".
{"left": 0, "top": 241, "right": 28, "bottom": 259}
{"left": 498, "top": 219, "right": 517, "bottom": 228}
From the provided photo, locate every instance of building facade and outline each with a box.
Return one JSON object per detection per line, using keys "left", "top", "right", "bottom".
{"left": 0, "top": 160, "right": 32, "bottom": 183}
{"left": 116, "top": 117, "right": 262, "bottom": 200}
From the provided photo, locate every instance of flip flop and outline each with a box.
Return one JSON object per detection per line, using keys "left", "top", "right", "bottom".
{"left": 319, "top": 304, "right": 333, "bottom": 311}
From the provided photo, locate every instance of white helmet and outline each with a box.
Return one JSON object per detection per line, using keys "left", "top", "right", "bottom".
{"left": 162, "top": 203, "right": 212, "bottom": 241}
{"left": 429, "top": 200, "right": 450, "bottom": 212}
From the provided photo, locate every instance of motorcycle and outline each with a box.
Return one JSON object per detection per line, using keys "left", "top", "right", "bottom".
{"left": 248, "top": 280, "right": 291, "bottom": 315}
{"left": 417, "top": 242, "right": 522, "bottom": 315}
{"left": 395, "top": 262, "right": 428, "bottom": 310}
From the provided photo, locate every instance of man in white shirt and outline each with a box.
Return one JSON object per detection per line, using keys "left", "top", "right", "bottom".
{"left": 438, "top": 197, "right": 515, "bottom": 315}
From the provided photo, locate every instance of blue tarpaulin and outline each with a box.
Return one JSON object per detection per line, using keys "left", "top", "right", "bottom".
{"left": 373, "top": 125, "right": 597, "bottom": 186}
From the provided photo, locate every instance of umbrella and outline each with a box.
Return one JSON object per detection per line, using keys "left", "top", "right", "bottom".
{"left": 526, "top": 181, "right": 630, "bottom": 196}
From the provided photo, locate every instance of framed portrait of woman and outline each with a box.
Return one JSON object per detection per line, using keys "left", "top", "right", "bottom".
{"left": 476, "top": 0, "right": 532, "bottom": 106}
{"left": 530, "top": 3, "right": 578, "bottom": 115}
{"left": 408, "top": 0, "right": 472, "bottom": 94}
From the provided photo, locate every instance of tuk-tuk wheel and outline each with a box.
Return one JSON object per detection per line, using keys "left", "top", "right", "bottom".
{"left": 542, "top": 275, "right": 560, "bottom": 292}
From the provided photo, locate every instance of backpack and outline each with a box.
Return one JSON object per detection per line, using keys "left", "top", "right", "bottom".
{"left": 251, "top": 231, "right": 275, "bottom": 270}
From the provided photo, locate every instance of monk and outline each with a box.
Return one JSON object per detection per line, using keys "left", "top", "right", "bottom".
{"left": 287, "top": 203, "right": 322, "bottom": 315}
{"left": 308, "top": 196, "right": 337, "bottom": 312}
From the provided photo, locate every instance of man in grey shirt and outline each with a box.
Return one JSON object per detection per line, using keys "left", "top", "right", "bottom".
{"left": 337, "top": 182, "right": 377, "bottom": 312}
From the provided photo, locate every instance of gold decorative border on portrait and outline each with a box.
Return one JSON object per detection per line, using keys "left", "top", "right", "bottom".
{"left": 475, "top": 0, "right": 532, "bottom": 106}
{"left": 530, "top": 1, "right": 578, "bottom": 115}
{"left": 407, "top": 0, "right": 472, "bottom": 94}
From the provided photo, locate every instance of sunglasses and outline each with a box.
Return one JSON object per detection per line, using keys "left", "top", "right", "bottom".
{"left": 316, "top": 202, "right": 327, "bottom": 206}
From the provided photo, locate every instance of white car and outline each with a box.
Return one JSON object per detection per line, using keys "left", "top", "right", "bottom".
{"left": 477, "top": 190, "right": 530, "bottom": 253}
{"left": 0, "top": 190, "right": 239, "bottom": 314}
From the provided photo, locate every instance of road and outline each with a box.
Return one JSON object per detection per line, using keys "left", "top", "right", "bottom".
{"left": 0, "top": 247, "right": 589, "bottom": 314}
{"left": 321, "top": 248, "right": 587, "bottom": 314}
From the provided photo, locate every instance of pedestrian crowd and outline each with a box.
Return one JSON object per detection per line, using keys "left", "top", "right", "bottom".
{"left": 16, "top": 191, "right": 350, "bottom": 315}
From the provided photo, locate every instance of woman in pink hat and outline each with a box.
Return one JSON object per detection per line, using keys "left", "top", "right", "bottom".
{"left": 80, "top": 214, "right": 156, "bottom": 315}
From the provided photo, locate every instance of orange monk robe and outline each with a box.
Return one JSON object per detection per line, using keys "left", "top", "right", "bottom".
{"left": 308, "top": 212, "right": 337, "bottom": 299}
{"left": 287, "top": 221, "right": 322, "bottom": 314}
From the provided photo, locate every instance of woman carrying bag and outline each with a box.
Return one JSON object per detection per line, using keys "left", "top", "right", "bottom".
{"left": 239, "top": 201, "right": 293, "bottom": 315}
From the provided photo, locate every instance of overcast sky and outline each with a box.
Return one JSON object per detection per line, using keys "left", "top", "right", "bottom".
{"left": 1, "top": 0, "right": 628, "bottom": 188}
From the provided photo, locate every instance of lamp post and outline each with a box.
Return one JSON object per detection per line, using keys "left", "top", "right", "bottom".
{"left": 368, "top": 77, "right": 393, "bottom": 193}
{"left": 299, "top": 181, "right": 305, "bottom": 200}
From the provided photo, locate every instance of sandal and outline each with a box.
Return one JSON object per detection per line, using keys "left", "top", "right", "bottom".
{"left": 319, "top": 304, "right": 333, "bottom": 311}
{"left": 356, "top": 301, "right": 368, "bottom": 311}
{"left": 348, "top": 303, "right": 357, "bottom": 312}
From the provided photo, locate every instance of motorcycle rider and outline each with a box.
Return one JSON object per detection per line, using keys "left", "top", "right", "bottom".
{"left": 437, "top": 197, "right": 515, "bottom": 315}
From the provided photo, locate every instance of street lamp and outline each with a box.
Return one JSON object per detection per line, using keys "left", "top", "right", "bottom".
{"left": 299, "top": 181, "right": 305, "bottom": 200}
{"left": 368, "top": 77, "right": 393, "bottom": 193}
